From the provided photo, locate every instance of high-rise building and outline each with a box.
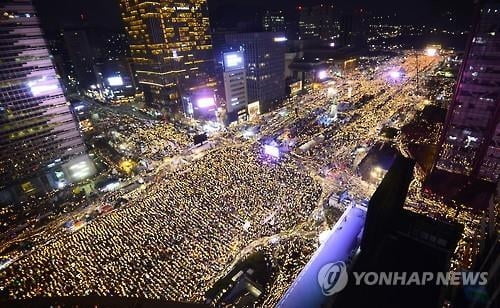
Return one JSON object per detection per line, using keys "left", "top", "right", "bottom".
{"left": 262, "top": 10, "right": 286, "bottom": 33}
{"left": 102, "top": 32, "right": 131, "bottom": 60}
{"left": 119, "top": 0, "right": 214, "bottom": 113}
{"left": 298, "top": 6, "right": 320, "bottom": 40}
{"left": 222, "top": 50, "right": 248, "bottom": 123}
{"left": 339, "top": 10, "right": 369, "bottom": 47}
{"left": 0, "top": 0, "right": 93, "bottom": 201}
{"left": 62, "top": 29, "right": 97, "bottom": 91}
{"left": 436, "top": 2, "right": 500, "bottom": 182}
{"left": 298, "top": 4, "right": 338, "bottom": 41}
{"left": 93, "top": 59, "right": 142, "bottom": 104}
{"left": 224, "top": 32, "right": 286, "bottom": 113}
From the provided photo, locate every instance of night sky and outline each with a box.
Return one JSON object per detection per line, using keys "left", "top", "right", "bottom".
{"left": 32, "top": 0, "right": 475, "bottom": 35}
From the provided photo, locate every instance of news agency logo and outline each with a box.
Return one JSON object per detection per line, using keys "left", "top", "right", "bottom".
{"left": 316, "top": 265, "right": 488, "bottom": 296}
{"left": 317, "top": 261, "right": 348, "bottom": 296}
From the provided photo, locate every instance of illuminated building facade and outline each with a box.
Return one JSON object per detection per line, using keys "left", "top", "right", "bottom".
{"left": 93, "top": 59, "right": 142, "bottom": 104}
{"left": 298, "top": 4, "right": 338, "bottom": 41}
{"left": 436, "top": 3, "right": 500, "bottom": 182}
{"left": 0, "top": 0, "right": 91, "bottom": 200}
{"left": 224, "top": 32, "right": 286, "bottom": 113}
{"left": 262, "top": 10, "right": 286, "bottom": 33}
{"left": 62, "top": 29, "right": 96, "bottom": 91}
{"left": 222, "top": 51, "right": 248, "bottom": 122}
{"left": 119, "top": 0, "right": 213, "bottom": 113}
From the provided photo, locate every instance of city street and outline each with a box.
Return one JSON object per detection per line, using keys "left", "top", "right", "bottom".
{"left": 1, "top": 52, "right": 461, "bottom": 305}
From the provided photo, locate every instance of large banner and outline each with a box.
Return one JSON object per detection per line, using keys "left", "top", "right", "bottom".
{"left": 248, "top": 101, "right": 260, "bottom": 121}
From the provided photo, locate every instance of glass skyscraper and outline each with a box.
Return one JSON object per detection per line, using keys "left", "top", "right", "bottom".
{"left": 119, "top": 0, "right": 214, "bottom": 113}
{"left": 224, "top": 32, "right": 286, "bottom": 113}
{"left": 0, "top": 0, "right": 88, "bottom": 197}
{"left": 436, "top": 2, "right": 500, "bottom": 182}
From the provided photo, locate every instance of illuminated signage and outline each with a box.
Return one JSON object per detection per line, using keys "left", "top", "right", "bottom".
{"left": 274, "top": 37, "right": 287, "bottom": 42}
{"left": 223, "top": 51, "right": 244, "bottom": 71}
{"left": 197, "top": 97, "right": 216, "bottom": 108}
{"left": 290, "top": 81, "right": 302, "bottom": 96}
{"left": 30, "top": 84, "right": 59, "bottom": 96}
{"left": 318, "top": 70, "right": 328, "bottom": 80}
{"left": 62, "top": 155, "right": 96, "bottom": 183}
{"left": 107, "top": 76, "right": 124, "bottom": 87}
{"left": 248, "top": 101, "right": 260, "bottom": 120}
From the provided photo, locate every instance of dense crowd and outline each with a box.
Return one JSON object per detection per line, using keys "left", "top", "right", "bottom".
{"left": 261, "top": 235, "right": 323, "bottom": 306}
{"left": 124, "top": 123, "right": 191, "bottom": 160}
{"left": 302, "top": 54, "right": 438, "bottom": 170}
{"left": 1, "top": 146, "right": 322, "bottom": 302}
{"left": 0, "top": 53, "right": 445, "bottom": 305}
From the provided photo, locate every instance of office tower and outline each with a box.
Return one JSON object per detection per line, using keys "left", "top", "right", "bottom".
{"left": 262, "top": 10, "right": 286, "bottom": 33}
{"left": 298, "top": 6, "right": 320, "bottom": 40}
{"left": 298, "top": 4, "right": 337, "bottom": 41}
{"left": 224, "top": 32, "right": 286, "bottom": 113}
{"left": 222, "top": 51, "right": 248, "bottom": 123}
{"left": 0, "top": 0, "right": 91, "bottom": 200}
{"left": 46, "top": 32, "right": 80, "bottom": 95}
{"left": 339, "top": 10, "right": 369, "bottom": 47}
{"left": 436, "top": 3, "right": 500, "bottom": 182}
{"left": 62, "top": 29, "right": 97, "bottom": 91}
{"left": 119, "top": 0, "right": 213, "bottom": 113}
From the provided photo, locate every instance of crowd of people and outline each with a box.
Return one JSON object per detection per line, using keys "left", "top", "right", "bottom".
{"left": 260, "top": 235, "right": 319, "bottom": 307}
{"left": 0, "top": 53, "right": 445, "bottom": 306}
{"left": 1, "top": 145, "right": 322, "bottom": 302}
{"left": 119, "top": 123, "right": 191, "bottom": 161}
{"left": 301, "top": 54, "right": 439, "bottom": 171}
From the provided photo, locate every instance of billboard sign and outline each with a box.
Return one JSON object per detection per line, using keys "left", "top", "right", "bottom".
{"left": 248, "top": 101, "right": 260, "bottom": 121}
{"left": 107, "top": 76, "right": 124, "bottom": 87}
{"left": 223, "top": 51, "right": 245, "bottom": 71}
{"left": 62, "top": 155, "right": 96, "bottom": 183}
{"left": 290, "top": 81, "right": 302, "bottom": 96}
{"left": 197, "top": 97, "right": 216, "bottom": 108}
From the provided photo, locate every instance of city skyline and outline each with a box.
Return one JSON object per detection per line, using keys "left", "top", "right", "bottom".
{"left": 32, "top": 0, "right": 474, "bottom": 34}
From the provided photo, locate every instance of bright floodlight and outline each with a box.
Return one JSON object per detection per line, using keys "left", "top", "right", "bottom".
{"left": 318, "top": 70, "right": 328, "bottom": 80}
{"left": 425, "top": 47, "right": 438, "bottom": 57}
{"left": 389, "top": 70, "right": 401, "bottom": 79}
{"left": 264, "top": 144, "right": 280, "bottom": 158}
{"left": 329, "top": 42, "right": 335, "bottom": 47}
{"left": 197, "top": 97, "right": 215, "bottom": 108}
{"left": 274, "top": 37, "right": 287, "bottom": 42}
